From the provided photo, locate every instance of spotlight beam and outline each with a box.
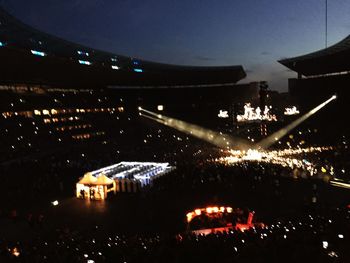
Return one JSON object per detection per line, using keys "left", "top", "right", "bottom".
{"left": 257, "top": 95, "right": 336, "bottom": 149}
{"left": 139, "top": 108, "right": 163, "bottom": 119}
{"left": 140, "top": 112, "right": 166, "bottom": 125}
{"left": 140, "top": 109, "right": 251, "bottom": 150}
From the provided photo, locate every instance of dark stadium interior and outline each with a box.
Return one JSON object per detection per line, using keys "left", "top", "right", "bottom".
{"left": 1, "top": 4, "right": 350, "bottom": 263}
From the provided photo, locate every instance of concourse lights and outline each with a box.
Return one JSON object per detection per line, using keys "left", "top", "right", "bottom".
{"left": 77, "top": 50, "right": 89, "bottom": 56}
{"left": 31, "top": 50, "right": 46, "bottom": 57}
{"left": 78, "top": 60, "right": 91, "bottom": 65}
{"left": 51, "top": 200, "right": 59, "bottom": 206}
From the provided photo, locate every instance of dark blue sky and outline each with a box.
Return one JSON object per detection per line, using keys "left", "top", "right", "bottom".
{"left": 2, "top": 0, "right": 350, "bottom": 91}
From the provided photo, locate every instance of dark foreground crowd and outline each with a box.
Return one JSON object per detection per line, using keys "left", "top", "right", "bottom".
{"left": 1, "top": 206, "right": 349, "bottom": 262}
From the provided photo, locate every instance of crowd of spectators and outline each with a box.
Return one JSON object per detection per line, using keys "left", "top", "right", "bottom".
{"left": 1, "top": 206, "right": 349, "bottom": 262}
{"left": 1, "top": 90, "right": 350, "bottom": 262}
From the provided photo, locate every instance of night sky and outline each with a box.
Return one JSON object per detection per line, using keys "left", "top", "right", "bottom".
{"left": 2, "top": 0, "right": 350, "bottom": 91}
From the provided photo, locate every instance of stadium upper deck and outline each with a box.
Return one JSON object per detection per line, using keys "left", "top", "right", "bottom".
{"left": 0, "top": 7, "right": 246, "bottom": 87}
{"left": 279, "top": 35, "right": 350, "bottom": 77}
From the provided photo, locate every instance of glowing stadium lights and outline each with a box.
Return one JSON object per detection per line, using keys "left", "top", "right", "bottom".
{"left": 78, "top": 60, "right": 92, "bottom": 65}
{"left": 77, "top": 50, "right": 89, "bottom": 56}
{"left": 0, "top": 41, "right": 4, "bottom": 47}
{"left": 111, "top": 57, "right": 117, "bottom": 62}
{"left": 139, "top": 108, "right": 251, "bottom": 150}
{"left": 322, "top": 241, "right": 329, "bottom": 249}
{"left": 111, "top": 65, "right": 120, "bottom": 70}
{"left": 30, "top": 50, "right": 46, "bottom": 57}
{"left": 133, "top": 68, "right": 143, "bottom": 73}
{"left": 257, "top": 95, "right": 337, "bottom": 149}
{"left": 11, "top": 247, "right": 20, "bottom": 257}
{"left": 157, "top": 105, "right": 164, "bottom": 111}
{"left": 218, "top": 110, "right": 229, "bottom": 118}
{"left": 284, "top": 106, "right": 300, "bottom": 116}
{"left": 237, "top": 103, "right": 277, "bottom": 122}
{"left": 72, "top": 131, "right": 105, "bottom": 140}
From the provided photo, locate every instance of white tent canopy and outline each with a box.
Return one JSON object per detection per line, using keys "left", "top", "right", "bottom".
{"left": 78, "top": 172, "right": 97, "bottom": 185}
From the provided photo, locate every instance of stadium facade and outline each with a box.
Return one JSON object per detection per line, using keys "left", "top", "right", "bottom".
{"left": 279, "top": 35, "right": 350, "bottom": 135}
{"left": 279, "top": 35, "right": 350, "bottom": 105}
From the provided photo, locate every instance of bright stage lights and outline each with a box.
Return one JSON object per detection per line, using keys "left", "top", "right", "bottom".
{"left": 284, "top": 106, "right": 300, "bottom": 116}
{"left": 140, "top": 101, "right": 335, "bottom": 178}
{"left": 141, "top": 95, "right": 335, "bottom": 152}
{"left": 237, "top": 103, "right": 277, "bottom": 122}
{"left": 216, "top": 146, "right": 333, "bottom": 176}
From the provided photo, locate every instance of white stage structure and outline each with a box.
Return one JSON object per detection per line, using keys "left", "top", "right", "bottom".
{"left": 76, "top": 162, "right": 174, "bottom": 200}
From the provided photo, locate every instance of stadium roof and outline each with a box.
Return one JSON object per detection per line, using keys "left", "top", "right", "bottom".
{"left": 279, "top": 35, "right": 350, "bottom": 76}
{"left": 0, "top": 7, "right": 246, "bottom": 87}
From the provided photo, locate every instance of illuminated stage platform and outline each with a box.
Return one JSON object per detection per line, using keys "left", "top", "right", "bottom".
{"left": 186, "top": 206, "right": 264, "bottom": 235}
{"left": 76, "top": 162, "right": 174, "bottom": 200}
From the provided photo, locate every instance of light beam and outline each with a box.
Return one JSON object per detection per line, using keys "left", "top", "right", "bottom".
{"left": 257, "top": 95, "right": 336, "bottom": 149}
{"left": 140, "top": 108, "right": 251, "bottom": 150}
